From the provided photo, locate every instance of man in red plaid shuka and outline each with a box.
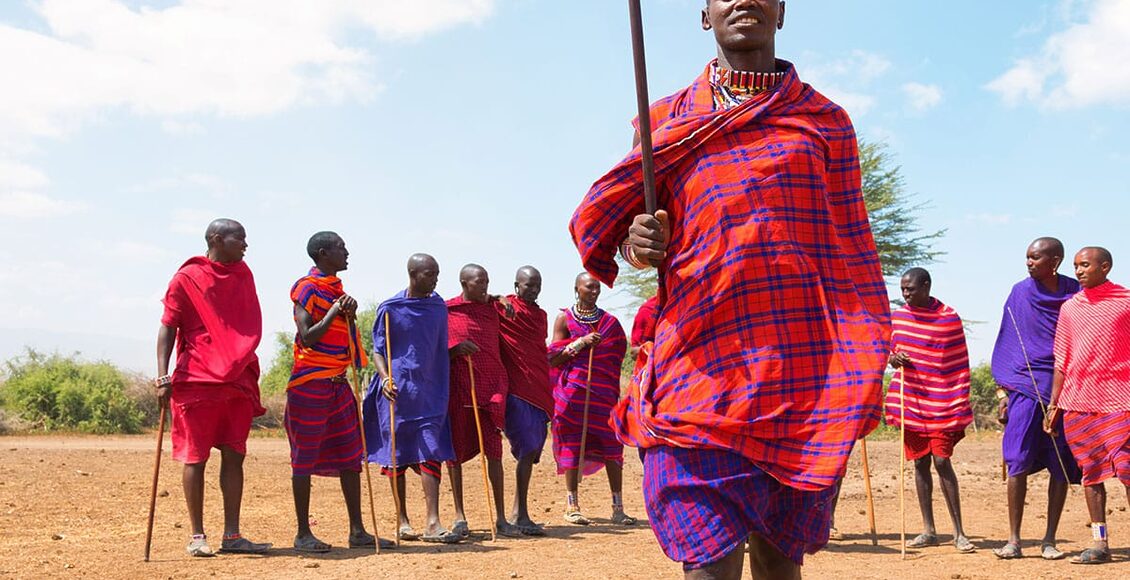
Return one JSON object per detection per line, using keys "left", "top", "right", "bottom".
{"left": 569, "top": 2, "right": 890, "bottom": 577}
{"left": 446, "top": 264, "right": 522, "bottom": 538}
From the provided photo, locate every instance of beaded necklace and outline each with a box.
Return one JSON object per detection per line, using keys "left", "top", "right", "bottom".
{"left": 709, "top": 61, "right": 785, "bottom": 110}
{"left": 571, "top": 303, "right": 601, "bottom": 325}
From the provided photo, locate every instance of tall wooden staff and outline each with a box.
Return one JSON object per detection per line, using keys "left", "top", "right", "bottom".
{"left": 143, "top": 403, "right": 167, "bottom": 562}
{"left": 898, "top": 367, "right": 907, "bottom": 560}
{"left": 576, "top": 348, "right": 597, "bottom": 486}
{"left": 628, "top": 0, "right": 658, "bottom": 215}
{"left": 859, "top": 439, "right": 878, "bottom": 546}
{"left": 347, "top": 319, "right": 381, "bottom": 554}
{"left": 465, "top": 355, "right": 497, "bottom": 541}
{"left": 383, "top": 313, "right": 402, "bottom": 547}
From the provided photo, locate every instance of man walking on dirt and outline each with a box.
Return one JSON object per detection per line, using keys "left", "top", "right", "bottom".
{"left": 156, "top": 218, "right": 271, "bottom": 557}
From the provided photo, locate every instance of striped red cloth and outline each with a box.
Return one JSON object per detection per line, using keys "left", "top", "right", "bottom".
{"left": 496, "top": 296, "right": 553, "bottom": 415}
{"left": 1062, "top": 410, "right": 1130, "bottom": 486}
{"left": 884, "top": 298, "right": 973, "bottom": 433}
{"left": 1053, "top": 281, "right": 1130, "bottom": 413}
{"left": 287, "top": 268, "right": 367, "bottom": 389}
{"left": 285, "top": 378, "right": 363, "bottom": 476}
{"left": 549, "top": 308, "right": 627, "bottom": 475}
{"left": 446, "top": 295, "right": 508, "bottom": 430}
{"left": 570, "top": 60, "right": 890, "bottom": 491}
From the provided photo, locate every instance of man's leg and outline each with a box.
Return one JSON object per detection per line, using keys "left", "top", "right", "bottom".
{"left": 486, "top": 457, "right": 519, "bottom": 534}
{"left": 828, "top": 481, "right": 842, "bottom": 539}
{"left": 1043, "top": 477, "right": 1068, "bottom": 546}
{"left": 448, "top": 462, "right": 467, "bottom": 526}
{"left": 218, "top": 446, "right": 245, "bottom": 537}
{"left": 183, "top": 462, "right": 207, "bottom": 536}
{"left": 684, "top": 545, "right": 744, "bottom": 580}
{"left": 390, "top": 471, "right": 410, "bottom": 529}
{"left": 422, "top": 467, "right": 444, "bottom": 535}
{"left": 747, "top": 534, "right": 801, "bottom": 580}
{"left": 291, "top": 474, "right": 320, "bottom": 545}
{"left": 510, "top": 452, "right": 536, "bottom": 527}
{"left": 564, "top": 467, "right": 585, "bottom": 521}
{"left": 339, "top": 470, "right": 373, "bottom": 543}
{"left": 606, "top": 460, "right": 635, "bottom": 523}
{"left": 932, "top": 456, "right": 971, "bottom": 549}
{"left": 913, "top": 456, "right": 937, "bottom": 539}
{"left": 1004, "top": 473, "right": 1026, "bottom": 546}
{"left": 1084, "top": 484, "right": 1110, "bottom": 554}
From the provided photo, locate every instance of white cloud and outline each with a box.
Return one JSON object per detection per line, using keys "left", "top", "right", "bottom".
{"left": 0, "top": 160, "right": 50, "bottom": 190}
{"left": 0, "top": 191, "right": 85, "bottom": 218}
{"left": 988, "top": 0, "right": 1130, "bottom": 108}
{"left": 161, "top": 120, "right": 206, "bottom": 136}
{"left": 0, "top": 0, "right": 495, "bottom": 140}
{"left": 797, "top": 50, "right": 892, "bottom": 116}
{"left": 129, "top": 172, "right": 233, "bottom": 196}
{"left": 902, "top": 82, "right": 942, "bottom": 112}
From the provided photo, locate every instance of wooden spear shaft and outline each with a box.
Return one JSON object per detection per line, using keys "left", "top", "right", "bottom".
{"left": 859, "top": 439, "right": 878, "bottom": 546}
{"left": 348, "top": 319, "right": 381, "bottom": 554}
{"left": 898, "top": 367, "right": 907, "bottom": 560}
{"left": 466, "top": 356, "right": 497, "bottom": 541}
{"left": 383, "top": 313, "right": 402, "bottom": 547}
{"left": 143, "top": 404, "right": 167, "bottom": 562}
{"left": 628, "top": 0, "right": 658, "bottom": 215}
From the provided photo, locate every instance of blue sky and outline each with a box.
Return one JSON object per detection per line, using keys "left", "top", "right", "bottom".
{"left": 0, "top": 0, "right": 1127, "bottom": 373}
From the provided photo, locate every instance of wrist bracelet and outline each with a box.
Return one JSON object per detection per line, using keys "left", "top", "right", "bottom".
{"left": 995, "top": 388, "right": 1008, "bottom": 401}
{"left": 154, "top": 374, "right": 172, "bottom": 388}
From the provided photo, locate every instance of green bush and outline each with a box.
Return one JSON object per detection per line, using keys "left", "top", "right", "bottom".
{"left": 1, "top": 350, "right": 145, "bottom": 433}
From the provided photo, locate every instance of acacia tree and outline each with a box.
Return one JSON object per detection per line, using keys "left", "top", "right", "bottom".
{"left": 612, "top": 138, "right": 944, "bottom": 308}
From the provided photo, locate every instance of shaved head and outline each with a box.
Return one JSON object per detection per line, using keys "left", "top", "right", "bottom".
{"left": 902, "top": 267, "right": 931, "bottom": 286}
{"left": 407, "top": 253, "right": 438, "bottom": 274}
{"left": 1030, "top": 237, "right": 1065, "bottom": 259}
{"left": 516, "top": 265, "right": 541, "bottom": 281}
{"left": 460, "top": 263, "right": 487, "bottom": 281}
{"left": 575, "top": 271, "right": 596, "bottom": 286}
{"left": 205, "top": 218, "right": 242, "bottom": 246}
{"left": 1080, "top": 246, "right": 1113, "bottom": 267}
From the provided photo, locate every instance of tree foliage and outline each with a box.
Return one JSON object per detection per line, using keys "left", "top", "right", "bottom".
{"left": 612, "top": 138, "right": 944, "bottom": 307}
{"left": 1, "top": 350, "right": 145, "bottom": 433}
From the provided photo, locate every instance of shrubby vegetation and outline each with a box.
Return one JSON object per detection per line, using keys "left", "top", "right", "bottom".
{"left": 1, "top": 350, "right": 147, "bottom": 433}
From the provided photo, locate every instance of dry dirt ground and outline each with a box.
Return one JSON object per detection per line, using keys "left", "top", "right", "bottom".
{"left": 0, "top": 433, "right": 1127, "bottom": 579}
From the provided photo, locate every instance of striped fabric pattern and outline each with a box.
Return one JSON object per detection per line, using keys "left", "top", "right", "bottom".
{"left": 571, "top": 60, "right": 890, "bottom": 491}
{"left": 643, "top": 445, "right": 834, "bottom": 568}
{"left": 1053, "top": 281, "right": 1130, "bottom": 413}
{"left": 285, "top": 378, "right": 363, "bottom": 476}
{"left": 287, "top": 268, "right": 367, "bottom": 389}
{"left": 884, "top": 298, "right": 973, "bottom": 432}
{"left": 549, "top": 309, "right": 627, "bottom": 476}
{"left": 1062, "top": 410, "right": 1130, "bottom": 486}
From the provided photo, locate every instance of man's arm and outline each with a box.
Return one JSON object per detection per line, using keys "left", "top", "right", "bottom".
{"left": 155, "top": 325, "right": 176, "bottom": 406}
{"left": 294, "top": 295, "right": 354, "bottom": 348}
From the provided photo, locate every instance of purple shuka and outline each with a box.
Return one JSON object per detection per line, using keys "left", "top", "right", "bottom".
{"left": 363, "top": 290, "right": 455, "bottom": 467}
{"left": 992, "top": 275, "right": 1081, "bottom": 480}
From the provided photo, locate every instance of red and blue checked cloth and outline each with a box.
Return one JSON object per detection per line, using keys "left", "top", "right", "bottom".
{"left": 1062, "top": 410, "right": 1130, "bottom": 486}
{"left": 643, "top": 445, "right": 835, "bottom": 568}
{"left": 1053, "top": 281, "right": 1130, "bottom": 413}
{"left": 570, "top": 60, "right": 890, "bottom": 491}
{"left": 884, "top": 298, "right": 973, "bottom": 433}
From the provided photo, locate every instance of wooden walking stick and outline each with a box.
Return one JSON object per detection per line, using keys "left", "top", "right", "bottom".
{"left": 627, "top": 0, "right": 657, "bottom": 215}
{"left": 859, "top": 438, "right": 878, "bottom": 546}
{"left": 347, "top": 319, "right": 380, "bottom": 554}
{"left": 898, "top": 367, "right": 907, "bottom": 560}
{"left": 143, "top": 403, "right": 167, "bottom": 562}
{"left": 383, "top": 313, "right": 402, "bottom": 547}
{"left": 465, "top": 355, "right": 497, "bottom": 541}
{"left": 576, "top": 347, "right": 596, "bottom": 487}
